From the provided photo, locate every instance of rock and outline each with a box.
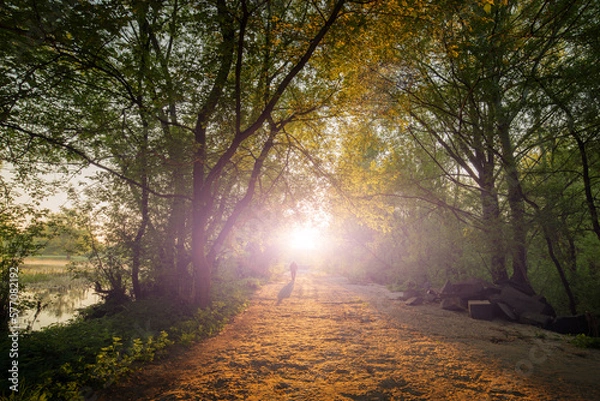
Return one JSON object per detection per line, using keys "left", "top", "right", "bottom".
{"left": 440, "top": 280, "right": 453, "bottom": 295}
{"left": 497, "top": 278, "right": 536, "bottom": 296}
{"left": 438, "top": 277, "right": 560, "bottom": 331}
{"left": 493, "top": 301, "right": 517, "bottom": 321}
{"left": 424, "top": 291, "right": 439, "bottom": 303}
{"left": 405, "top": 297, "right": 423, "bottom": 306}
{"left": 497, "top": 286, "right": 552, "bottom": 317}
{"left": 468, "top": 300, "right": 494, "bottom": 321}
{"left": 441, "top": 297, "right": 465, "bottom": 311}
{"left": 439, "top": 278, "right": 499, "bottom": 301}
{"left": 401, "top": 289, "right": 421, "bottom": 301}
{"left": 519, "top": 311, "right": 553, "bottom": 328}
{"left": 549, "top": 315, "right": 591, "bottom": 335}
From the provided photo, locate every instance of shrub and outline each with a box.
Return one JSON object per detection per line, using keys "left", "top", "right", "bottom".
{"left": 0, "top": 276, "right": 257, "bottom": 400}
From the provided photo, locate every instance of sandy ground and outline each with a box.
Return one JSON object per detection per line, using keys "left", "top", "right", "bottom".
{"left": 100, "top": 270, "right": 600, "bottom": 401}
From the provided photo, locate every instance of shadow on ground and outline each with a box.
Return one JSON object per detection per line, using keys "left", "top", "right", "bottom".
{"left": 276, "top": 281, "right": 294, "bottom": 304}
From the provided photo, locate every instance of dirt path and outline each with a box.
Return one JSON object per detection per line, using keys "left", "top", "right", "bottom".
{"left": 102, "top": 271, "right": 600, "bottom": 400}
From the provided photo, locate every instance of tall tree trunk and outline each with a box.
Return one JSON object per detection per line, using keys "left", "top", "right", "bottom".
{"left": 189, "top": 0, "right": 235, "bottom": 307}
{"left": 191, "top": 122, "right": 214, "bottom": 306}
{"left": 130, "top": 115, "right": 149, "bottom": 299}
{"left": 541, "top": 219, "right": 578, "bottom": 314}
{"left": 161, "top": 115, "right": 190, "bottom": 298}
{"left": 166, "top": 167, "right": 190, "bottom": 299}
{"left": 498, "top": 121, "right": 532, "bottom": 291}
{"left": 470, "top": 94, "right": 509, "bottom": 283}
{"left": 148, "top": 7, "right": 193, "bottom": 298}
{"left": 574, "top": 132, "right": 600, "bottom": 243}
{"left": 130, "top": 9, "right": 151, "bottom": 300}
{"left": 527, "top": 198, "right": 578, "bottom": 314}
{"left": 130, "top": 117, "right": 149, "bottom": 300}
{"left": 191, "top": 207, "right": 212, "bottom": 307}
{"left": 189, "top": 0, "right": 347, "bottom": 307}
{"left": 480, "top": 175, "right": 508, "bottom": 283}
{"left": 131, "top": 117, "right": 149, "bottom": 299}
{"left": 131, "top": 182, "right": 149, "bottom": 300}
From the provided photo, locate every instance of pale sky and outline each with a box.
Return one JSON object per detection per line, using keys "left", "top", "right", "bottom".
{"left": 1, "top": 164, "right": 97, "bottom": 212}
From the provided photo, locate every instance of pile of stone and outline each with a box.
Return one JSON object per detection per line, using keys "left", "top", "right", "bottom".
{"left": 398, "top": 278, "right": 598, "bottom": 336}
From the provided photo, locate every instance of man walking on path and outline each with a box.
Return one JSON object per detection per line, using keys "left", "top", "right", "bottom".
{"left": 290, "top": 261, "right": 298, "bottom": 281}
{"left": 98, "top": 271, "right": 600, "bottom": 401}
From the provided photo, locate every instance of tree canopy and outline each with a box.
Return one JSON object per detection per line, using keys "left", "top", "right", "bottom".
{"left": 2, "top": 0, "right": 599, "bottom": 315}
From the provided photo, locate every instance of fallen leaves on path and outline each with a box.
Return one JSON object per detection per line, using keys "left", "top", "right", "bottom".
{"left": 101, "top": 272, "right": 600, "bottom": 400}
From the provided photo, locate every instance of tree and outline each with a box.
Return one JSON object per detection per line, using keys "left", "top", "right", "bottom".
{"left": 370, "top": 0, "right": 590, "bottom": 293}
{"left": 1, "top": 0, "right": 367, "bottom": 307}
{"left": 0, "top": 179, "right": 45, "bottom": 331}
{"left": 316, "top": 0, "right": 600, "bottom": 316}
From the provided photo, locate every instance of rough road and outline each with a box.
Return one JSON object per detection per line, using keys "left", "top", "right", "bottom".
{"left": 102, "top": 271, "right": 600, "bottom": 400}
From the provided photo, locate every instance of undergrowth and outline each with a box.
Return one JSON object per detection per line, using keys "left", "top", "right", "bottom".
{"left": 0, "top": 277, "right": 259, "bottom": 401}
{"left": 570, "top": 334, "right": 600, "bottom": 349}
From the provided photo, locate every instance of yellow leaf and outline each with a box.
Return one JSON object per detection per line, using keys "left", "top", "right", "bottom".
{"left": 483, "top": 3, "right": 492, "bottom": 13}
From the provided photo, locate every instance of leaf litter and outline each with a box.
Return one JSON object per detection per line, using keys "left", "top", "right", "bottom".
{"left": 100, "top": 272, "right": 600, "bottom": 400}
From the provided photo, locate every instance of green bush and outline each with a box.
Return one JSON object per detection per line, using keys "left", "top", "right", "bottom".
{"left": 0, "top": 277, "right": 256, "bottom": 401}
{"left": 570, "top": 334, "right": 600, "bottom": 349}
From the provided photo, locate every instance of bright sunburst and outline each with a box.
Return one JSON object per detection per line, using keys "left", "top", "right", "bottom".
{"left": 289, "top": 226, "right": 320, "bottom": 250}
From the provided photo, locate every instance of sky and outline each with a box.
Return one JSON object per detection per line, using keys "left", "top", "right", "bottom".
{"left": 1, "top": 164, "right": 97, "bottom": 212}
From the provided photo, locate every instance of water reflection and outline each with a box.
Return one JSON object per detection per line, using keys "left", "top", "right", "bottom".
{"left": 20, "top": 284, "right": 101, "bottom": 331}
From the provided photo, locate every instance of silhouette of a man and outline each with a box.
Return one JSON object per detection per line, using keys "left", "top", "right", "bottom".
{"left": 290, "top": 261, "right": 298, "bottom": 281}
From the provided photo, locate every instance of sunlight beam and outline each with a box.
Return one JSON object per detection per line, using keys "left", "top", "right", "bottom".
{"left": 289, "top": 226, "right": 319, "bottom": 250}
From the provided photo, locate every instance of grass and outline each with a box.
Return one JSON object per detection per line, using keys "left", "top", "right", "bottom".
{"left": 0, "top": 273, "right": 261, "bottom": 401}
{"left": 19, "top": 256, "right": 90, "bottom": 287}
{"left": 20, "top": 256, "right": 70, "bottom": 283}
{"left": 19, "top": 272, "right": 72, "bottom": 285}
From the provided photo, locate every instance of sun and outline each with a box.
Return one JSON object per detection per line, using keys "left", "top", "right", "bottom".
{"left": 289, "top": 226, "right": 319, "bottom": 250}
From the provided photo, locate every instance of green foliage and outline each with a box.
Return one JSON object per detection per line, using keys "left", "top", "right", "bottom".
{"left": 3, "top": 3, "right": 600, "bottom": 397}
{"left": 36, "top": 212, "right": 90, "bottom": 257}
{"left": 0, "top": 383, "right": 51, "bottom": 401}
{"left": 322, "top": 0, "right": 600, "bottom": 318}
{"left": 75, "top": 243, "right": 131, "bottom": 305}
{"left": 170, "top": 276, "right": 252, "bottom": 347}
{"left": 18, "top": 271, "right": 70, "bottom": 285}
{"left": 570, "top": 334, "right": 600, "bottom": 350}
{"left": 57, "top": 205, "right": 135, "bottom": 305}
{"left": 2, "top": 0, "right": 359, "bottom": 306}
{"left": 0, "top": 275, "right": 255, "bottom": 400}
{"left": 85, "top": 332, "right": 171, "bottom": 386}
{"left": 0, "top": 190, "right": 47, "bottom": 331}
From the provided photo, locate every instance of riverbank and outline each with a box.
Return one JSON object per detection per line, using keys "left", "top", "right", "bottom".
{"left": 17, "top": 256, "right": 99, "bottom": 331}
{"left": 0, "top": 272, "right": 259, "bottom": 400}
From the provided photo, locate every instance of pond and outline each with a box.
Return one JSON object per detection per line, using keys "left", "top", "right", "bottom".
{"left": 20, "top": 285, "right": 102, "bottom": 331}
{"left": 18, "top": 257, "right": 102, "bottom": 331}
